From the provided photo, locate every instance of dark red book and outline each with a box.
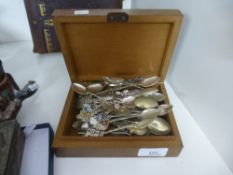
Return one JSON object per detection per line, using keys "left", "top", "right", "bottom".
{"left": 23, "top": 0, "right": 123, "bottom": 53}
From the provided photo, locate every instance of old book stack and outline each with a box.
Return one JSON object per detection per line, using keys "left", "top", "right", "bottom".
{"left": 23, "top": 0, "right": 123, "bottom": 53}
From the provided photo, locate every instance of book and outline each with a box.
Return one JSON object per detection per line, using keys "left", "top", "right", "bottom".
{"left": 23, "top": 0, "right": 123, "bottom": 53}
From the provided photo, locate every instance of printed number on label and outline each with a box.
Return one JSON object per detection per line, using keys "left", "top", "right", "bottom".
{"left": 138, "top": 148, "right": 168, "bottom": 157}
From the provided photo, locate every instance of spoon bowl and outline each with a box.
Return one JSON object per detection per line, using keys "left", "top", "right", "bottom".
{"left": 141, "top": 108, "right": 160, "bottom": 119}
{"left": 103, "top": 77, "right": 124, "bottom": 86}
{"left": 141, "top": 91, "right": 164, "bottom": 102}
{"left": 72, "top": 83, "right": 87, "bottom": 95}
{"left": 139, "top": 76, "right": 160, "bottom": 88}
{"left": 134, "top": 96, "right": 159, "bottom": 109}
{"left": 87, "top": 83, "right": 104, "bottom": 93}
{"left": 148, "top": 117, "right": 171, "bottom": 135}
{"left": 129, "top": 127, "right": 148, "bottom": 136}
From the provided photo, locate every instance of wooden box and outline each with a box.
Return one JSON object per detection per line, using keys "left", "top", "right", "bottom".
{"left": 52, "top": 9, "right": 183, "bottom": 157}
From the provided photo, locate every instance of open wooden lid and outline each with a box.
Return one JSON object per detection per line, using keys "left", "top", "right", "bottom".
{"left": 52, "top": 9, "right": 182, "bottom": 82}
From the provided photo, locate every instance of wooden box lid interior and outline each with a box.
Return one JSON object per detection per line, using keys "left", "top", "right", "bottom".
{"left": 52, "top": 9, "right": 182, "bottom": 82}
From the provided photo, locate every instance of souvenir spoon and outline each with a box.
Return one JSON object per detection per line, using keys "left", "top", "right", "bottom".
{"left": 140, "top": 90, "right": 164, "bottom": 102}
{"left": 122, "top": 76, "right": 160, "bottom": 88}
{"left": 139, "top": 88, "right": 159, "bottom": 96}
{"left": 134, "top": 96, "right": 159, "bottom": 109}
{"left": 103, "top": 119, "right": 153, "bottom": 135}
{"left": 72, "top": 83, "right": 87, "bottom": 95}
{"left": 87, "top": 83, "right": 104, "bottom": 93}
{"left": 72, "top": 83, "right": 104, "bottom": 100}
{"left": 138, "top": 76, "right": 160, "bottom": 88}
{"left": 105, "top": 117, "right": 170, "bottom": 136}
{"left": 109, "top": 108, "right": 160, "bottom": 123}
{"left": 98, "top": 76, "right": 160, "bottom": 95}
{"left": 147, "top": 117, "right": 171, "bottom": 135}
{"left": 103, "top": 77, "right": 124, "bottom": 87}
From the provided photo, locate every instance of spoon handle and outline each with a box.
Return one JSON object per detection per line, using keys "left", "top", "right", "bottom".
{"left": 96, "top": 84, "right": 131, "bottom": 95}
{"left": 103, "top": 124, "right": 133, "bottom": 135}
{"left": 110, "top": 115, "right": 139, "bottom": 123}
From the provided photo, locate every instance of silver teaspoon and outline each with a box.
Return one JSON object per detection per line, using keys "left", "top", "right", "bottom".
{"left": 148, "top": 117, "right": 171, "bottom": 135}
{"left": 134, "top": 96, "right": 159, "bottom": 109}
{"left": 110, "top": 108, "right": 159, "bottom": 123}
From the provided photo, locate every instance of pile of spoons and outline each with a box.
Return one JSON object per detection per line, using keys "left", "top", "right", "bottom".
{"left": 72, "top": 76, "right": 173, "bottom": 137}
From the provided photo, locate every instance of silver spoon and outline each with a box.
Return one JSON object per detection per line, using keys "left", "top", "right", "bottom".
{"left": 87, "top": 83, "right": 104, "bottom": 93}
{"left": 104, "top": 117, "right": 171, "bottom": 136}
{"left": 72, "top": 83, "right": 87, "bottom": 95}
{"left": 134, "top": 96, "right": 159, "bottom": 109}
{"left": 103, "top": 119, "right": 153, "bottom": 135}
{"left": 109, "top": 108, "right": 159, "bottom": 123}
{"left": 140, "top": 89, "right": 164, "bottom": 102}
{"left": 72, "top": 83, "right": 103, "bottom": 100}
{"left": 147, "top": 117, "right": 171, "bottom": 135}
{"left": 98, "top": 76, "right": 160, "bottom": 95}
{"left": 139, "top": 76, "right": 160, "bottom": 88}
{"left": 129, "top": 127, "right": 148, "bottom": 136}
{"left": 103, "top": 77, "right": 124, "bottom": 87}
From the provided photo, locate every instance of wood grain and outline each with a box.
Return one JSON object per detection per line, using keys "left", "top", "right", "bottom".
{"left": 52, "top": 9, "right": 183, "bottom": 157}
{"left": 52, "top": 9, "right": 183, "bottom": 82}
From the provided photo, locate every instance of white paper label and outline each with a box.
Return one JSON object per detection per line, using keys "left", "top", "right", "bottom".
{"left": 23, "top": 124, "right": 36, "bottom": 137}
{"left": 138, "top": 148, "right": 168, "bottom": 157}
{"left": 74, "top": 10, "right": 89, "bottom": 15}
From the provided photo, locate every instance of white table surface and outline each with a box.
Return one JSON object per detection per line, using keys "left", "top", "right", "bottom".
{"left": 0, "top": 41, "right": 232, "bottom": 175}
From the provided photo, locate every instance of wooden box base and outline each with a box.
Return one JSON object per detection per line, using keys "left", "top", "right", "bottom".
{"left": 53, "top": 83, "right": 183, "bottom": 157}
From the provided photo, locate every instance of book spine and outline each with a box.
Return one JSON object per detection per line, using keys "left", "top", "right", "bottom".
{"left": 23, "top": 0, "right": 123, "bottom": 53}
{"left": 23, "top": 0, "right": 48, "bottom": 53}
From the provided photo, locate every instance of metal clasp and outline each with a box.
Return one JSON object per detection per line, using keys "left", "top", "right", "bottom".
{"left": 107, "top": 12, "right": 128, "bottom": 23}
